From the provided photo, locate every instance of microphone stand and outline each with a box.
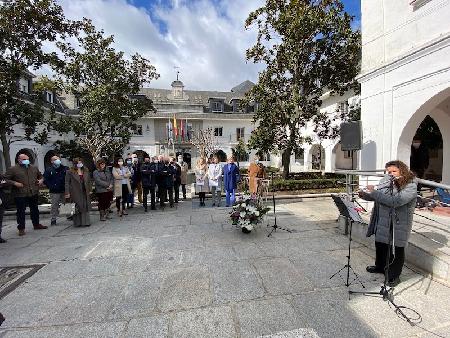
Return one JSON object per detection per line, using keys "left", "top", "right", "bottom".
{"left": 267, "top": 172, "right": 292, "bottom": 237}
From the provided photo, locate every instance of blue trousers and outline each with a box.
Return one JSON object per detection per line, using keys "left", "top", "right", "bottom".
{"left": 225, "top": 189, "right": 235, "bottom": 206}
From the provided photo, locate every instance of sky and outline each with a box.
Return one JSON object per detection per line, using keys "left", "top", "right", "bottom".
{"left": 50, "top": 0, "right": 361, "bottom": 92}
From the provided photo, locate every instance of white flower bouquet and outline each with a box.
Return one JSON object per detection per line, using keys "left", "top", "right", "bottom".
{"left": 229, "top": 194, "right": 270, "bottom": 233}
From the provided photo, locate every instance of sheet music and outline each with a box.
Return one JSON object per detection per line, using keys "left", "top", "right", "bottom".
{"left": 342, "top": 199, "right": 363, "bottom": 223}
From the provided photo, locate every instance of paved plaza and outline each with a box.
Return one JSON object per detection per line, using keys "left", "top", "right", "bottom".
{"left": 0, "top": 198, "right": 449, "bottom": 337}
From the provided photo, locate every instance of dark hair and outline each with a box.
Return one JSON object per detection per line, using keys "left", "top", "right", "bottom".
{"left": 96, "top": 158, "right": 106, "bottom": 170}
{"left": 113, "top": 157, "right": 124, "bottom": 168}
{"left": 385, "top": 160, "right": 415, "bottom": 190}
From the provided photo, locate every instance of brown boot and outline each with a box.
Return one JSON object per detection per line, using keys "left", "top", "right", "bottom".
{"left": 33, "top": 224, "right": 48, "bottom": 230}
{"left": 100, "top": 210, "right": 106, "bottom": 221}
{"left": 18, "top": 229, "right": 26, "bottom": 236}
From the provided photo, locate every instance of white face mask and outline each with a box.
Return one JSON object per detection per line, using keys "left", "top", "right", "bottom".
{"left": 412, "top": 142, "right": 421, "bottom": 149}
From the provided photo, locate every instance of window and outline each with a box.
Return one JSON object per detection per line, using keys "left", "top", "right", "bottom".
{"left": 295, "top": 149, "right": 304, "bottom": 164}
{"left": 132, "top": 125, "right": 143, "bottom": 136}
{"left": 214, "top": 127, "right": 223, "bottom": 137}
{"left": 236, "top": 127, "right": 245, "bottom": 141}
{"left": 338, "top": 101, "right": 348, "bottom": 115}
{"left": 343, "top": 150, "right": 352, "bottom": 159}
{"left": 212, "top": 101, "right": 222, "bottom": 112}
{"left": 46, "top": 92, "right": 53, "bottom": 103}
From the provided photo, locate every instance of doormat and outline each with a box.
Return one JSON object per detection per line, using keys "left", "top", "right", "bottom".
{"left": 0, "top": 265, "right": 45, "bottom": 300}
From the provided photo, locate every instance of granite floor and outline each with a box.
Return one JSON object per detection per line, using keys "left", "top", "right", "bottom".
{"left": 0, "top": 198, "right": 449, "bottom": 337}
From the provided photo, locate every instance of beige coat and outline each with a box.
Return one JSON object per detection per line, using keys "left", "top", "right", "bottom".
{"left": 179, "top": 161, "right": 189, "bottom": 185}
{"left": 112, "top": 167, "right": 132, "bottom": 197}
{"left": 195, "top": 166, "right": 209, "bottom": 193}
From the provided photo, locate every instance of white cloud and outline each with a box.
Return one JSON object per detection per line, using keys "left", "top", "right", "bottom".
{"left": 42, "top": 0, "right": 265, "bottom": 91}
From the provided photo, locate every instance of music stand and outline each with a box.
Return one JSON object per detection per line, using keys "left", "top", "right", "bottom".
{"left": 329, "top": 194, "right": 365, "bottom": 288}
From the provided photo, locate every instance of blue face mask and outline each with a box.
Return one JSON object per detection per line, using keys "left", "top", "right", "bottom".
{"left": 53, "top": 159, "right": 61, "bottom": 167}
{"left": 21, "top": 159, "right": 30, "bottom": 166}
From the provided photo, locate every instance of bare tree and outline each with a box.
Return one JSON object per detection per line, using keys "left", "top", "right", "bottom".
{"left": 190, "top": 127, "right": 217, "bottom": 159}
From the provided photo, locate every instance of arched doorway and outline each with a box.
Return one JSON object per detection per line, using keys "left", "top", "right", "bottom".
{"left": 309, "top": 144, "right": 325, "bottom": 170}
{"left": 133, "top": 150, "right": 150, "bottom": 162}
{"left": 410, "top": 116, "right": 443, "bottom": 181}
{"left": 15, "top": 148, "right": 36, "bottom": 165}
{"left": 397, "top": 87, "right": 450, "bottom": 183}
{"left": 44, "top": 150, "right": 58, "bottom": 169}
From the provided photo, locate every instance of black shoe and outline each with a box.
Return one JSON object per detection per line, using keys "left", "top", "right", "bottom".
{"left": 151, "top": 206, "right": 156, "bottom": 210}
{"left": 366, "top": 266, "right": 384, "bottom": 274}
{"left": 0, "top": 237, "right": 7, "bottom": 243}
{"left": 388, "top": 277, "right": 400, "bottom": 287}
{"left": 144, "top": 208, "right": 148, "bottom": 212}
{"left": 212, "top": 203, "right": 216, "bottom": 207}
{"left": 51, "top": 219, "right": 56, "bottom": 226}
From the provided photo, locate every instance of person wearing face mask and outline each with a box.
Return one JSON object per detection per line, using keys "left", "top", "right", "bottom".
{"left": 165, "top": 158, "right": 177, "bottom": 208}
{"left": 93, "top": 158, "right": 114, "bottom": 221}
{"left": 141, "top": 156, "right": 157, "bottom": 211}
{"left": 208, "top": 155, "right": 223, "bottom": 207}
{"left": 65, "top": 158, "right": 92, "bottom": 227}
{"left": 155, "top": 155, "right": 167, "bottom": 208}
{"left": 125, "top": 157, "right": 135, "bottom": 209}
{"left": 248, "top": 156, "right": 266, "bottom": 195}
{"left": 43, "top": 155, "right": 67, "bottom": 226}
{"left": 112, "top": 157, "right": 132, "bottom": 216}
{"left": 171, "top": 157, "right": 182, "bottom": 203}
{"left": 177, "top": 155, "right": 188, "bottom": 200}
{"left": 5, "top": 153, "right": 47, "bottom": 236}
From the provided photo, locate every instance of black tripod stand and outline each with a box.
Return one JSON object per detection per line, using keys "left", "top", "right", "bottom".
{"left": 267, "top": 172, "right": 292, "bottom": 237}
{"left": 329, "top": 195, "right": 365, "bottom": 288}
{"left": 348, "top": 176, "right": 421, "bottom": 324}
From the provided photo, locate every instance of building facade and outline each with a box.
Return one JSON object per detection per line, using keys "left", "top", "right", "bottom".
{"left": 359, "top": 0, "right": 450, "bottom": 184}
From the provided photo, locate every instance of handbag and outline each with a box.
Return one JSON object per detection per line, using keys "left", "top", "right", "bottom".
{"left": 60, "top": 202, "right": 77, "bottom": 216}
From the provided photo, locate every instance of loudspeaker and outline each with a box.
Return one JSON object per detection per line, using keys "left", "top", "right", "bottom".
{"left": 340, "top": 121, "right": 362, "bottom": 151}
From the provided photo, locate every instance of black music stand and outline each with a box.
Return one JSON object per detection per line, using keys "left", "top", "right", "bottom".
{"left": 329, "top": 194, "right": 365, "bottom": 288}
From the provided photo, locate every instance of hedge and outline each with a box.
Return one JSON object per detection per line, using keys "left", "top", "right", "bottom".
{"left": 271, "top": 178, "right": 345, "bottom": 191}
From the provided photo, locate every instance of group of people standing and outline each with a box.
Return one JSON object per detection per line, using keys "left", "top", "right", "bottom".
{"left": 194, "top": 155, "right": 242, "bottom": 207}
{"left": 0, "top": 152, "right": 190, "bottom": 242}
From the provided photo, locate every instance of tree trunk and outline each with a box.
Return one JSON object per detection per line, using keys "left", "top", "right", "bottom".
{"left": 281, "top": 148, "right": 291, "bottom": 179}
{"left": 1, "top": 131, "right": 12, "bottom": 170}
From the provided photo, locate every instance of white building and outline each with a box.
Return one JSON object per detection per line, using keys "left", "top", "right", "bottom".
{"left": 359, "top": 0, "right": 450, "bottom": 183}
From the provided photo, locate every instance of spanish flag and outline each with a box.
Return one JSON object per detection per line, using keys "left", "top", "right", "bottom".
{"left": 173, "top": 115, "right": 178, "bottom": 138}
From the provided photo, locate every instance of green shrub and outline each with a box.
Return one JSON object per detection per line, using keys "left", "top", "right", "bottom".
{"left": 271, "top": 178, "right": 345, "bottom": 191}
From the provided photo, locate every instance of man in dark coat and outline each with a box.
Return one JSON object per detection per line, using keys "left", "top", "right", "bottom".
{"left": 43, "top": 155, "right": 67, "bottom": 225}
{"left": 0, "top": 173, "right": 14, "bottom": 243}
{"left": 171, "top": 157, "right": 182, "bottom": 203}
{"left": 5, "top": 153, "right": 47, "bottom": 236}
{"left": 165, "top": 158, "right": 177, "bottom": 207}
{"left": 141, "top": 156, "right": 158, "bottom": 211}
{"left": 155, "top": 155, "right": 168, "bottom": 208}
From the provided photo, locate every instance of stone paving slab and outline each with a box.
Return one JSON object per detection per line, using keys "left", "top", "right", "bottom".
{"left": 0, "top": 198, "right": 449, "bottom": 337}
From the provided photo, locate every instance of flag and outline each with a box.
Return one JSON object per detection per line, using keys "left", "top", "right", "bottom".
{"left": 180, "top": 119, "right": 184, "bottom": 142}
{"left": 173, "top": 115, "right": 178, "bottom": 138}
{"left": 186, "top": 118, "right": 189, "bottom": 140}
{"left": 168, "top": 118, "right": 173, "bottom": 140}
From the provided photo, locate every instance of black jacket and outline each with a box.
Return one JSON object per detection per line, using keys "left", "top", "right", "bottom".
{"left": 172, "top": 163, "right": 181, "bottom": 185}
{"left": 155, "top": 162, "right": 167, "bottom": 186}
{"left": 141, "top": 162, "right": 157, "bottom": 188}
{"left": 164, "top": 165, "right": 177, "bottom": 188}
{"left": 43, "top": 165, "right": 67, "bottom": 193}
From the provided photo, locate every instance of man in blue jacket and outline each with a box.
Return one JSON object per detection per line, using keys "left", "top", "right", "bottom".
{"left": 43, "top": 155, "right": 67, "bottom": 226}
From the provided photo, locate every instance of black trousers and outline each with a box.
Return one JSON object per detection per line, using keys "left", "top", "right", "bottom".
{"left": 181, "top": 184, "right": 186, "bottom": 199}
{"left": 15, "top": 195, "right": 40, "bottom": 230}
{"left": 115, "top": 184, "right": 129, "bottom": 210}
{"left": 0, "top": 205, "right": 4, "bottom": 235}
{"left": 174, "top": 183, "right": 180, "bottom": 202}
{"left": 158, "top": 184, "right": 166, "bottom": 206}
{"left": 167, "top": 187, "right": 174, "bottom": 206}
{"left": 375, "top": 241, "right": 405, "bottom": 280}
{"left": 143, "top": 186, "right": 156, "bottom": 210}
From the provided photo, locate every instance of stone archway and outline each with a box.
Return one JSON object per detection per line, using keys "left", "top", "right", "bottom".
{"left": 309, "top": 144, "right": 325, "bottom": 170}
{"left": 44, "top": 150, "right": 58, "bottom": 169}
{"left": 15, "top": 148, "right": 37, "bottom": 165}
{"left": 397, "top": 87, "right": 450, "bottom": 183}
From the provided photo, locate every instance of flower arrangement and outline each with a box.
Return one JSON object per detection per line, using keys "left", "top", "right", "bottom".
{"left": 230, "top": 194, "right": 270, "bottom": 233}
